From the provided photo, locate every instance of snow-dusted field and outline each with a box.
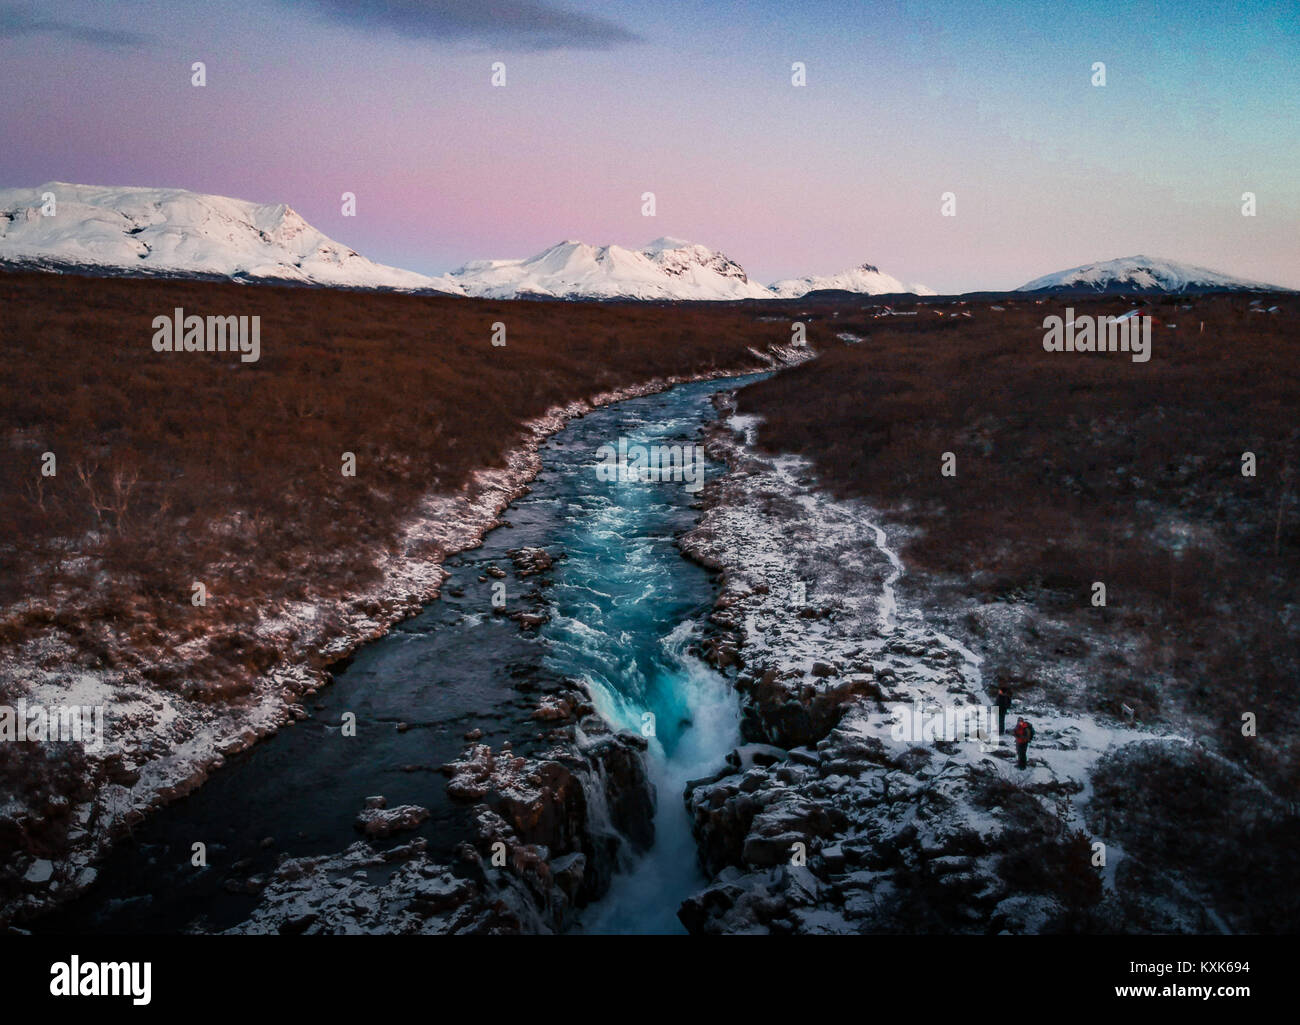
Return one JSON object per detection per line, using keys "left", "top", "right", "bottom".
{"left": 676, "top": 399, "right": 1281, "bottom": 933}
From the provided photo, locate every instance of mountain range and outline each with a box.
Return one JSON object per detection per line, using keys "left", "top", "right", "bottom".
{"left": 0, "top": 183, "right": 1288, "bottom": 300}
{"left": 0, "top": 183, "right": 934, "bottom": 300}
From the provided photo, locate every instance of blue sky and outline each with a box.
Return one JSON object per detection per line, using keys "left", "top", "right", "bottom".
{"left": 1, "top": 0, "right": 1297, "bottom": 290}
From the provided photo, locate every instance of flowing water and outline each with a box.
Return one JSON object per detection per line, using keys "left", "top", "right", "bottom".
{"left": 40, "top": 372, "right": 765, "bottom": 935}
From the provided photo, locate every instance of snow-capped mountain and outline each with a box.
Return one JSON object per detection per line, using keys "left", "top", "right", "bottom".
{"left": 0, "top": 183, "right": 465, "bottom": 294}
{"left": 449, "top": 237, "right": 774, "bottom": 300}
{"left": 1017, "top": 255, "right": 1287, "bottom": 294}
{"left": 0, "top": 183, "right": 942, "bottom": 301}
{"left": 769, "top": 262, "right": 936, "bottom": 298}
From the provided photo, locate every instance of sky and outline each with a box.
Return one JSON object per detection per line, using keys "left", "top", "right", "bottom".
{"left": 1, "top": 0, "right": 1297, "bottom": 291}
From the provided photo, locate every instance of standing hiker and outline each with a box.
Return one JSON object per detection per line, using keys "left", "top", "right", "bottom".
{"left": 995, "top": 686, "right": 1012, "bottom": 738}
{"left": 1012, "top": 717, "right": 1034, "bottom": 769}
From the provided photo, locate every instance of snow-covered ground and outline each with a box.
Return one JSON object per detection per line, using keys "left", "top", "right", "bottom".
{"left": 5, "top": 184, "right": 1291, "bottom": 303}
{"left": 0, "top": 183, "right": 940, "bottom": 302}
{"left": 452, "top": 241, "right": 936, "bottom": 301}
{"left": 226, "top": 701, "right": 656, "bottom": 936}
{"left": 676, "top": 401, "right": 1277, "bottom": 933}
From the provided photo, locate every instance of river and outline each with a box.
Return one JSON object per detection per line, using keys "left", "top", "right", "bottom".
{"left": 40, "top": 372, "right": 766, "bottom": 935}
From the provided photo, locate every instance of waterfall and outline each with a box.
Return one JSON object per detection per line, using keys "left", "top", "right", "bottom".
{"left": 577, "top": 621, "right": 739, "bottom": 934}
{"left": 532, "top": 380, "right": 758, "bottom": 933}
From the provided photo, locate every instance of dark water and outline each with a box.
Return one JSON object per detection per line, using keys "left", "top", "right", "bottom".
{"left": 39, "top": 373, "right": 764, "bottom": 935}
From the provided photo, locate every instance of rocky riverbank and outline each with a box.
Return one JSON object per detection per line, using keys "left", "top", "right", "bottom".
{"left": 226, "top": 688, "right": 653, "bottom": 934}
{"left": 675, "top": 396, "right": 1285, "bottom": 934}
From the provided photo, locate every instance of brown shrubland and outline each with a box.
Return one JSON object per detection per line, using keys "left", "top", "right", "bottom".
{"left": 0, "top": 271, "right": 786, "bottom": 693}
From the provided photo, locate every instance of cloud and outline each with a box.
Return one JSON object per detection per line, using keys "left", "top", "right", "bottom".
{"left": 0, "top": 5, "right": 152, "bottom": 48}
{"left": 287, "top": 0, "right": 641, "bottom": 51}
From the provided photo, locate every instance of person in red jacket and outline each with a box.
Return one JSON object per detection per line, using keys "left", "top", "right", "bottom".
{"left": 1012, "top": 717, "right": 1034, "bottom": 769}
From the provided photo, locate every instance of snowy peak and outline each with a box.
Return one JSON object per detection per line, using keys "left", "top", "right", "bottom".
{"left": 642, "top": 236, "right": 695, "bottom": 253}
{"left": 449, "top": 237, "right": 774, "bottom": 300}
{"left": 769, "top": 261, "right": 936, "bottom": 299}
{"left": 1017, "top": 255, "right": 1287, "bottom": 294}
{"left": 648, "top": 238, "right": 754, "bottom": 285}
{"left": 0, "top": 182, "right": 465, "bottom": 294}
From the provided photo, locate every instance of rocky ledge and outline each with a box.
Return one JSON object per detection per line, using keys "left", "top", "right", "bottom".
{"left": 221, "top": 679, "right": 654, "bottom": 935}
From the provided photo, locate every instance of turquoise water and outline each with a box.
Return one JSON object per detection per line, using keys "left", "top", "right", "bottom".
{"left": 538, "top": 375, "right": 766, "bottom": 933}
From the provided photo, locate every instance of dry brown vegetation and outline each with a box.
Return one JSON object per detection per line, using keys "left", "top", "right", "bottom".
{"left": 5, "top": 280, "right": 1293, "bottom": 750}
{"left": 735, "top": 292, "right": 1300, "bottom": 930}
{"left": 0, "top": 270, "right": 790, "bottom": 696}
{"left": 739, "top": 295, "right": 1298, "bottom": 757}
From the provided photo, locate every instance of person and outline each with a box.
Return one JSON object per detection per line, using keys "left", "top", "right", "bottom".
{"left": 995, "top": 686, "right": 1012, "bottom": 738}
{"left": 1012, "top": 717, "right": 1034, "bottom": 769}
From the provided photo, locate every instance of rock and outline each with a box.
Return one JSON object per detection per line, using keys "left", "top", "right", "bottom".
{"left": 442, "top": 744, "right": 497, "bottom": 800}
{"left": 510, "top": 612, "right": 549, "bottom": 630}
{"left": 743, "top": 833, "right": 803, "bottom": 867}
{"left": 506, "top": 547, "right": 556, "bottom": 577}
{"left": 531, "top": 696, "right": 574, "bottom": 722}
{"left": 439, "top": 697, "right": 656, "bottom": 924}
{"left": 278, "top": 912, "right": 319, "bottom": 935}
{"left": 408, "top": 872, "right": 477, "bottom": 917}
{"left": 217, "top": 728, "right": 258, "bottom": 757}
{"left": 727, "top": 743, "right": 789, "bottom": 771}
{"left": 821, "top": 843, "right": 847, "bottom": 872}
{"left": 549, "top": 852, "right": 587, "bottom": 903}
{"left": 24, "top": 860, "right": 54, "bottom": 885}
{"left": 355, "top": 804, "right": 430, "bottom": 838}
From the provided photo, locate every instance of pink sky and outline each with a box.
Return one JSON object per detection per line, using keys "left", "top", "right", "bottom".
{"left": 1, "top": 0, "right": 1297, "bottom": 291}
